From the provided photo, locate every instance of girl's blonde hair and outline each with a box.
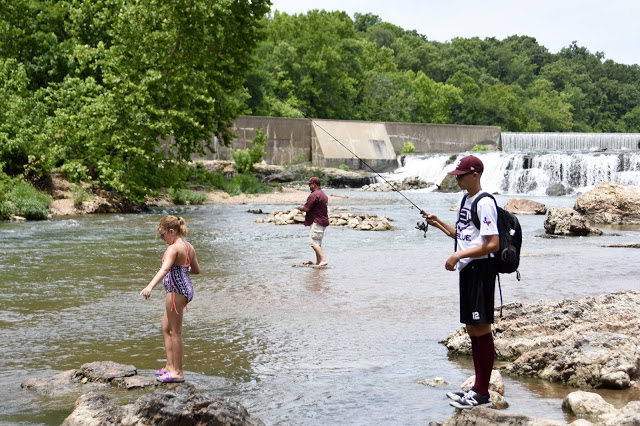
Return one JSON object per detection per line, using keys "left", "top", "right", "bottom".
{"left": 158, "top": 215, "right": 188, "bottom": 237}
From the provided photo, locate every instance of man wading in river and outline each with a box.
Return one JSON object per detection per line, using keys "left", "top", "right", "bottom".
{"left": 298, "top": 176, "right": 329, "bottom": 267}
{"left": 421, "top": 155, "right": 499, "bottom": 409}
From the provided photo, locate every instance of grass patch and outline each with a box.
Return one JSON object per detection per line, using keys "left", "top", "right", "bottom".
{"left": 198, "top": 171, "right": 273, "bottom": 196}
{"left": 8, "top": 181, "right": 51, "bottom": 220}
{"left": 167, "top": 188, "right": 207, "bottom": 205}
{"left": 0, "top": 201, "right": 11, "bottom": 221}
{"left": 400, "top": 141, "right": 416, "bottom": 155}
{"left": 72, "top": 184, "right": 93, "bottom": 207}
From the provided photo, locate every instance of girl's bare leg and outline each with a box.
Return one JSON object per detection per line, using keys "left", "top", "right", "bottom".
{"left": 161, "top": 310, "right": 171, "bottom": 371}
{"left": 163, "top": 293, "right": 188, "bottom": 378}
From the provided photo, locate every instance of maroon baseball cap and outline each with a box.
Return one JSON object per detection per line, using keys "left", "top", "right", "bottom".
{"left": 307, "top": 176, "right": 321, "bottom": 185}
{"left": 447, "top": 155, "right": 484, "bottom": 175}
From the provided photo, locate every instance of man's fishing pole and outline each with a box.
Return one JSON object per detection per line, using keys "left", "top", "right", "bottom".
{"left": 282, "top": 104, "right": 450, "bottom": 237}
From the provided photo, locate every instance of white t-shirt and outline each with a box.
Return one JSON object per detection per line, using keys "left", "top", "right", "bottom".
{"left": 456, "top": 191, "right": 499, "bottom": 270}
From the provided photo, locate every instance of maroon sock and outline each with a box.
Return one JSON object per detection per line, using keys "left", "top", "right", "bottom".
{"left": 473, "top": 332, "right": 494, "bottom": 396}
{"left": 470, "top": 335, "right": 479, "bottom": 389}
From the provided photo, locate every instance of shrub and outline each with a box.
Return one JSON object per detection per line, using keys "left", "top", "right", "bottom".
{"left": 231, "top": 129, "right": 267, "bottom": 173}
{"left": 234, "top": 173, "right": 271, "bottom": 194}
{"left": 0, "top": 201, "right": 11, "bottom": 221}
{"left": 400, "top": 141, "right": 416, "bottom": 155}
{"left": 167, "top": 188, "right": 206, "bottom": 205}
{"left": 72, "top": 184, "right": 93, "bottom": 207}
{"left": 297, "top": 167, "right": 327, "bottom": 185}
{"left": 338, "top": 164, "right": 349, "bottom": 171}
{"left": 8, "top": 181, "right": 51, "bottom": 220}
{"left": 471, "top": 144, "right": 491, "bottom": 152}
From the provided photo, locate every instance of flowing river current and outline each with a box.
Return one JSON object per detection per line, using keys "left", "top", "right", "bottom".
{"left": 1, "top": 188, "right": 639, "bottom": 425}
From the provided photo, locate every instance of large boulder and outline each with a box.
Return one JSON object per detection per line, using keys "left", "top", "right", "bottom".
{"left": 437, "top": 174, "right": 460, "bottom": 193}
{"left": 21, "top": 361, "right": 156, "bottom": 395}
{"left": 62, "top": 383, "right": 264, "bottom": 426}
{"left": 442, "top": 291, "right": 640, "bottom": 390}
{"left": 574, "top": 181, "right": 640, "bottom": 224}
{"left": 504, "top": 198, "right": 547, "bottom": 215}
{"left": 545, "top": 183, "right": 568, "bottom": 196}
{"left": 442, "top": 406, "right": 565, "bottom": 425}
{"left": 361, "top": 176, "right": 431, "bottom": 192}
{"left": 563, "top": 391, "right": 640, "bottom": 425}
{"left": 257, "top": 164, "right": 375, "bottom": 188}
{"left": 544, "top": 207, "right": 602, "bottom": 236}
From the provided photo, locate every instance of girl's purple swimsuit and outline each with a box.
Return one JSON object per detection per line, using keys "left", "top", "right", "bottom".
{"left": 162, "top": 240, "right": 194, "bottom": 312}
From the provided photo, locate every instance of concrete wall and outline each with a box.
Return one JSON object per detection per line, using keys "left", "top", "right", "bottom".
{"left": 385, "top": 122, "right": 501, "bottom": 153}
{"left": 195, "top": 116, "right": 312, "bottom": 165}
{"left": 189, "top": 116, "right": 502, "bottom": 170}
{"left": 311, "top": 119, "right": 397, "bottom": 171}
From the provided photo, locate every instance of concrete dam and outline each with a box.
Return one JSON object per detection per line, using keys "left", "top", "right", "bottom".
{"left": 191, "top": 116, "right": 501, "bottom": 171}
{"left": 185, "top": 116, "right": 640, "bottom": 171}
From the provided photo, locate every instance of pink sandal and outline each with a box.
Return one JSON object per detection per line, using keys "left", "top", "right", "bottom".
{"left": 156, "top": 372, "right": 185, "bottom": 383}
{"left": 155, "top": 367, "right": 167, "bottom": 376}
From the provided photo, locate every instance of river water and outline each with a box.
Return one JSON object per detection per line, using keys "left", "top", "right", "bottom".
{"left": 1, "top": 190, "right": 639, "bottom": 425}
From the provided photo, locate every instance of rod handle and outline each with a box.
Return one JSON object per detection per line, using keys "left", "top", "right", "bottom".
{"left": 432, "top": 220, "right": 451, "bottom": 236}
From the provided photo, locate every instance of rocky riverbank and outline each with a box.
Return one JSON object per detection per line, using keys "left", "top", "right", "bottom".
{"left": 21, "top": 361, "right": 263, "bottom": 426}
{"left": 442, "top": 290, "right": 640, "bottom": 390}
{"left": 436, "top": 290, "right": 640, "bottom": 425}
{"left": 256, "top": 208, "right": 394, "bottom": 231}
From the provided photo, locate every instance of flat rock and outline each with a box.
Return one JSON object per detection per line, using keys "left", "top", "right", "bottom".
{"left": 574, "top": 181, "right": 640, "bottom": 224}
{"left": 442, "top": 290, "right": 640, "bottom": 389}
{"left": 504, "top": 198, "right": 547, "bottom": 215}
{"left": 62, "top": 383, "right": 264, "bottom": 426}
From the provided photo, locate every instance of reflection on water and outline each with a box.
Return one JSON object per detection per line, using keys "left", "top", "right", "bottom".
{"left": 1, "top": 191, "right": 639, "bottom": 425}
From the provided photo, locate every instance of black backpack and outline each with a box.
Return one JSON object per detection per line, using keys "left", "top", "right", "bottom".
{"left": 459, "top": 192, "right": 522, "bottom": 278}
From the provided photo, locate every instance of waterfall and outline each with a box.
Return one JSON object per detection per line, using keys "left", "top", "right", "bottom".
{"left": 389, "top": 151, "right": 640, "bottom": 196}
{"left": 502, "top": 132, "right": 640, "bottom": 152}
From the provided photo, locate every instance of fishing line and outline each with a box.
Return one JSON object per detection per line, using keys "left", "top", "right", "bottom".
{"left": 279, "top": 100, "right": 450, "bottom": 236}
{"left": 309, "top": 119, "right": 423, "bottom": 211}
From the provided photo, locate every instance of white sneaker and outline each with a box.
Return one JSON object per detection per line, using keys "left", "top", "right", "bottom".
{"left": 449, "top": 389, "right": 491, "bottom": 409}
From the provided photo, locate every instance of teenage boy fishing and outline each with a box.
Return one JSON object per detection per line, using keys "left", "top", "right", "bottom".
{"left": 421, "top": 155, "right": 499, "bottom": 409}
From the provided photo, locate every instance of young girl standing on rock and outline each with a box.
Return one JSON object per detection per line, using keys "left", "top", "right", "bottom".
{"left": 140, "top": 215, "right": 200, "bottom": 383}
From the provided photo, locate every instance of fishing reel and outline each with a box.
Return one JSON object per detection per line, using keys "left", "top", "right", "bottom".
{"left": 415, "top": 220, "right": 429, "bottom": 238}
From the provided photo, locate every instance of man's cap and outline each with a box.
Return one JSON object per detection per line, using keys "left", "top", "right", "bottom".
{"left": 447, "top": 155, "right": 484, "bottom": 175}
{"left": 307, "top": 176, "right": 321, "bottom": 185}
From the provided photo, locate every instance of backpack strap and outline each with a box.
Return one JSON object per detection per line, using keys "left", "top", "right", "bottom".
{"left": 454, "top": 193, "right": 470, "bottom": 253}
{"left": 470, "top": 192, "right": 496, "bottom": 229}
{"left": 471, "top": 192, "right": 503, "bottom": 317}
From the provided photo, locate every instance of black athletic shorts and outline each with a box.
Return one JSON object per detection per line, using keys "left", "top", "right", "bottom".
{"left": 459, "top": 258, "right": 497, "bottom": 325}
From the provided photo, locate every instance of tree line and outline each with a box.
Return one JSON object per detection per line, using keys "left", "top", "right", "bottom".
{"left": 1, "top": 2, "right": 639, "bottom": 210}
{"left": 245, "top": 10, "right": 640, "bottom": 133}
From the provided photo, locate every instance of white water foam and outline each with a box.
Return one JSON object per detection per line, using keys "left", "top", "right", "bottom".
{"left": 386, "top": 151, "right": 640, "bottom": 196}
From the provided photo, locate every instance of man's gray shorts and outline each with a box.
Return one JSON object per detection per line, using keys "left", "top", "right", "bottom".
{"left": 309, "top": 222, "right": 326, "bottom": 247}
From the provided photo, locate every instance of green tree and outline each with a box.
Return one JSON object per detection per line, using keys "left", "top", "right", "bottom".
{"left": 39, "top": 0, "right": 270, "bottom": 200}
{"left": 413, "top": 71, "right": 463, "bottom": 123}
{"left": 248, "top": 10, "right": 363, "bottom": 119}
{"left": 522, "top": 79, "right": 574, "bottom": 132}
{"left": 0, "top": 58, "right": 48, "bottom": 179}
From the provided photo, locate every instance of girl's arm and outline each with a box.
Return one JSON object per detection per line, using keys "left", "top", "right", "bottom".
{"left": 140, "top": 246, "right": 177, "bottom": 299}
{"left": 189, "top": 249, "right": 200, "bottom": 275}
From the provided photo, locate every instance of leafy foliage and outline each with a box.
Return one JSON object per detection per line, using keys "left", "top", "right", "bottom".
{"left": 1, "top": 0, "right": 270, "bottom": 202}
{"left": 8, "top": 181, "right": 52, "bottom": 220}
{"left": 245, "top": 12, "right": 640, "bottom": 133}
{"left": 231, "top": 129, "right": 267, "bottom": 173}
{"left": 200, "top": 171, "right": 272, "bottom": 196}
{"left": 400, "top": 141, "right": 416, "bottom": 155}
{"left": 2, "top": 2, "right": 640, "bottom": 216}
{"left": 167, "top": 188, "right": 206, "bottom": 205}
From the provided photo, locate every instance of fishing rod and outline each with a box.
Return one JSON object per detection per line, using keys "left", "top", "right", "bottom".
{"left": 283, "top": 103, "right": 450, "bottom": 237}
